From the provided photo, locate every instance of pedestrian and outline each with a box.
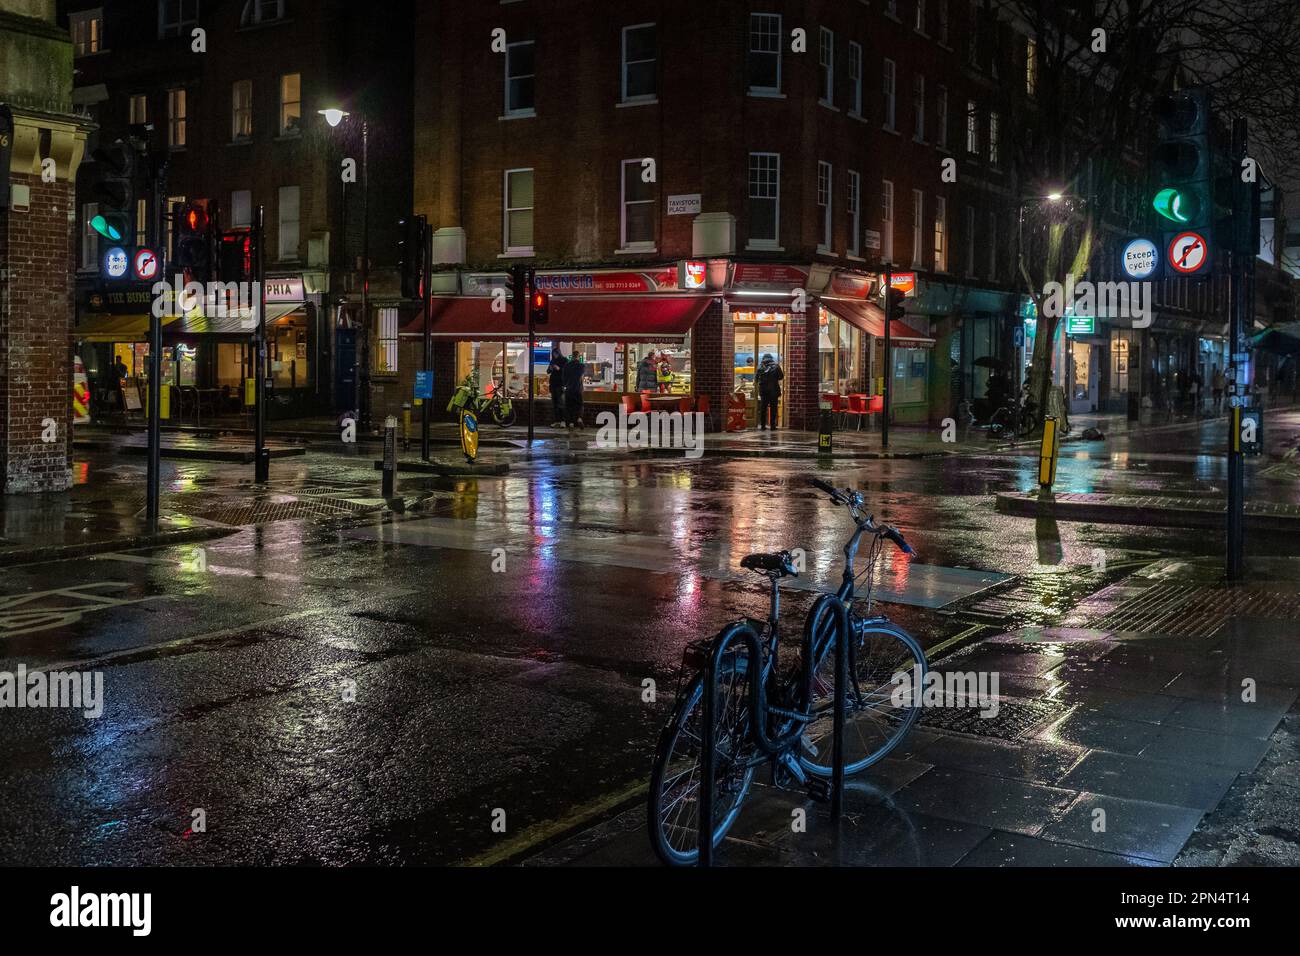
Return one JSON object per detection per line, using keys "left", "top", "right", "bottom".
{"left": 756, "top": 353, "right": 784, "bottom": 431}
{"left": 546, "top": 349, "right": 568, "bottom": 427}
{"left": 562, "top": 350, "right": 587, "bottom": 428}
{"left": 1211, "top": 365, "right": 1225, "bottom": 416}
{"left": 1189, "top": 369, "right": 1202, "bottom": 417}
{"left": 112, "top": 356, "right": 129, "bottom": 415}
{"left": 635, "top": 352, "right": 657, "bottom": 393}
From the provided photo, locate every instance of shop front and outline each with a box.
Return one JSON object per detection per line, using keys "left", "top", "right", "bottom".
{"left": 393, "top": 265, "right": 716, "bottom": 424}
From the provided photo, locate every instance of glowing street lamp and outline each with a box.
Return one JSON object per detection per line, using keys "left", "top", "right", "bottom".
{"left": 318, "top": 108, "right": 349, "bottom": 128}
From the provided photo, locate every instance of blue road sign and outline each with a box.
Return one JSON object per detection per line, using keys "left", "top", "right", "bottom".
{"left": 414, "top": 371, "right": 433, "bottom": 400}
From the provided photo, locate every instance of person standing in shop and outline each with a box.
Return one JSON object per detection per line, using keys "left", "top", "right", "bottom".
{"left": 563, "top": 351, "right": 587, "bottom": 428}
{"left": 756, "top": 353, "right": 784, "bottom": 431}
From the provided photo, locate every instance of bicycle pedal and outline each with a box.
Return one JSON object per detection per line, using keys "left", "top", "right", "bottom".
{"left": 805, "top": 777, "right": 832, "bottom": 803}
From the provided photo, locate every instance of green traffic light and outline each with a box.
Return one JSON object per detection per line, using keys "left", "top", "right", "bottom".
{"left": 1153, "top": 187, "right": 1198, "bottom": 224}
{"left": 90, "top": 214, "right": 124, "bottom": 242}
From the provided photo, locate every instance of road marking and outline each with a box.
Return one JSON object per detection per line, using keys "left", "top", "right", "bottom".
{"left": 24, "top": 589, "right": 420, "bottom": 675}
{"left": 457, "top": 779, "right": 649, "bottom": 867}
{"left": 0, "top": 583, "right": 165, "bottom": 638}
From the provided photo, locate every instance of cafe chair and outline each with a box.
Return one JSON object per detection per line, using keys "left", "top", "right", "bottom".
{"left": 845, "top": 394, "right": 869, "bottom": 431}
{"left": 621, "top": 394, "right": 638, "bottom": 416}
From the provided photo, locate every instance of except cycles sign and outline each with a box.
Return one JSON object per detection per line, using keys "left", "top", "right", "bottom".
{"left": 1121, "top": 238, "right": 1160, "bottom": 279}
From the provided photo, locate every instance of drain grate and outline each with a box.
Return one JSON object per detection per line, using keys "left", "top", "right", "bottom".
{"left": 918, "top": 695, "right": 1067, "bottom": 741}
{"left": 1086, "top": 583, "right": 1300, "bottom": 639}
{"left": 187, "top": 498, "right": 383, "bottom": 527}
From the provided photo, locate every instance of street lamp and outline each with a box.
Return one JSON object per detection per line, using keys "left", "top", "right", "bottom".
{"left": 319, "top": 106, "right": 370, "bottom": 429}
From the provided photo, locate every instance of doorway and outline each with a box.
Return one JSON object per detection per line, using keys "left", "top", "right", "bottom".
{"left": 733, "top": 320, "right": 788, "bottom": 427}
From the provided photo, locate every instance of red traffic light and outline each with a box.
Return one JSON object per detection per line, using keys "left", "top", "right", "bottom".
{"left": 182, "top": 203, "right": 209, "bottom": 235}
{"left": 532, "top": 291, "right": 547, "bottom": 309}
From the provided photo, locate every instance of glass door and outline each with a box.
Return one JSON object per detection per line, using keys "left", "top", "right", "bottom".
{"left": 733, "top": 321, "right": 787, "bottom": 426}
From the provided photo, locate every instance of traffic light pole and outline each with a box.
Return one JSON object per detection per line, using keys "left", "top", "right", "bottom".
{"left": 882, "top": 271, "right": 892, "bottom": 451}
{"left": 254, "top": 205, "right": 269, "bottom": 483}
{"left": 145, "top": 152, "right": 166, "bottom": 533}
{"left": 421, "top": 220, "right": 433, "bottom": 461}
{"left": 527, "top": 269, "right": 536, "bottom": 447}
{"left": 1227, "top": 249, "right": 1246, "bottom": 581}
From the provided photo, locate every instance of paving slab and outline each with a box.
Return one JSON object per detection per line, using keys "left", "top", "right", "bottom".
{"left": 1040, "top": 792, "right": 1205, "bottom": 864}
{"left": 956, "top": 830, "right": 1163, "bottom": 867}
{"left": 1056, "top": 751, "right": 1240, "bottom": 811}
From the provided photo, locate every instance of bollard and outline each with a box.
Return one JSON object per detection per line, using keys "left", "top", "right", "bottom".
{"left": 401, "top": 402, "right": 412, "bottom": 451}
{"left": 818, "top": 407, "right": 835, "bottom": 456}
{"left": 1038, "top": 415, "right": 1060, "bottom": 492}
{"left": 382, "top": 414, "right": 398, "bottom": 498}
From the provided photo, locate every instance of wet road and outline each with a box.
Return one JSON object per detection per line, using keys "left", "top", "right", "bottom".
{"left": 1, "top": 413, "right": 1297, "bottom": 865}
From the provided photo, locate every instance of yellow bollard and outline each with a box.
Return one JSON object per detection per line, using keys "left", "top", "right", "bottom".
{"left": 1038, "top": 415, "right": 1060, "bottom": 490}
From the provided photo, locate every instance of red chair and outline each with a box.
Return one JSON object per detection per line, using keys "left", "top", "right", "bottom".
{"left": 845, "top": 394, "right": 869, "bottom": 430}
{"left": 640, "top": 394, "right": 653, "bottom": 414}
{"left": 832, "top": 394, "right": 850, "bottom": 429}
{"left": 678, "top": 397, "right": 692, "bottom": 414}
{"left": 866, "top": 395, "right": 884, "bottom": 430}
{"left": 621, "top": 394, "right": 638, "bottom": 416}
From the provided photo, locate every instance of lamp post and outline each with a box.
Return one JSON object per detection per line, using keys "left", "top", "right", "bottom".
{"left": 320, "top": 107, "right": 370, "bottom": 430}
{"left": 1016, "top": 190, "right": 1068, "bottom": 433}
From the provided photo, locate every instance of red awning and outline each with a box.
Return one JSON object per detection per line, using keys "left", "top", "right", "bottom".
{"left": 821, "top": 298, "right": 935, "bottom": 346}
{"left": 403, "top": 295, "right": 713, "bottom": 341}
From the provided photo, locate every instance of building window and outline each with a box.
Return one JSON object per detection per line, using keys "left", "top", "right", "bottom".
{"left": 881, "top": 179, "right": 895, "bottom": 263}
{"left": 912, "top": 74, "right": 925, "bottom": 141}
{"left": 818, "top": 28, "right": 834, "bottom": 105}
{"left": 278, "top": 185, "right": 300, "bottom": 260}
{"left": 936, "top": 86, "right": 948, "bottom": 148}
{"left": 988, "top": 111, "right": 1000, "bottom": 166}
{"left": 621, "top": 23, "right": 657, "bottom": 102}
{"left": 911, "top": 189, "right": 924, "bottom": 267}
{"left": 934, "top": 196, "right": 946, "bottom": 272}
{"left": 376, "top": 308, "right": 399, "bottom": 375}
{"left": 135, "top": 197, "right": 148, "bottom": 247}
{"left": 965, "top": 206, "right": 976, "bottom": 275}
{"left": 1026, "top": 37, "right": 1038, "bottom": 95}
{"left": 848, "top": 42, "right": 863, "bottom": 116}
{"left": 621, "top": 159, "right": 656, "bottom": 249}
{"left": 939, "top": 0, "right": 950, "bottom": 44}
{"left": 129, "top": 94, "right": 148, "bottom": 125}
{"left": 748, "top": 152, "right": 780, "bottom": 247}
{"left": 165, "top": 196, "right": 186, "bottom": 255}
{"left": 968, "top": 2, "right": 979, "bottom": 65}
{"left": 505, "top": 41, "right": 536, "bottom": 115}
{"left": 279, "top": 73, "right": 301, "bottom": 134}
{"left": 159, "top": 0, "right": 199, "bottom": 39}
{"left": 915, "top": 0, "right": 927, "bottom": 33}
{"left": 847, "top": 170, "right": 861, "bottom": 257}
{"left": 232, "top": 80, "right": 253, "bottom": 140}
{"left": 817, "top": 162, "right": 832, "bottom": 252}
{"left": 241, "top": 0, "right": 284, "bottom": 26}
{"left": 168, "top": 89, "right": 187, "bottom": 148}
{"left": 81, "top": 203, "right": 100, "bottom": 270}
{"left": 748, "top": 13, "right": 782, "bottom": 94}
{"left": 988, "top": 210, "right": 997, "bottom": 279}
{"left": 231, "top": 190, "right": 252, "bottom": 228}
{"left": 70, "top": 9, "right": 103, "bottom": 57}
{"left": 882, "top": 59, "right": 896, "bottom": 130}
{"left": 965, "top": 100, "right": 979, "bottom": 155}
{"left": 504, "top": 168, "right": 535, "bottom": 254}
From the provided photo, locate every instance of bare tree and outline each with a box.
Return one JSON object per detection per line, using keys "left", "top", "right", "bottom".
{"left": 979, "top": 0, "right": 1300, "bottom": 428}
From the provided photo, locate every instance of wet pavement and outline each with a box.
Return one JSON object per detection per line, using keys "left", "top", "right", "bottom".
{"left": 1, "top": 409, "right": 1298, "bottom": 865}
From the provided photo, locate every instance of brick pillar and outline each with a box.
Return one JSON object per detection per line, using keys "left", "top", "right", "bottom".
{"left": 0, "top": 172, "right": 76, "bottom": 492}
{"left": 691, "top": 298, "right": 727, "bottom": 430}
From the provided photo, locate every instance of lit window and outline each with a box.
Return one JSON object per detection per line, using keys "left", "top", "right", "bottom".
{"left": 232, "top": 80, "right": 253, "bottom": 140}
{"left": 279, "top": 73, "right": 301, "bottom": 134}
{"left": 129, "top": 94, "right": 148, "bottom": 125}
{"left": 1026, "top": 37, "right": 1038, "bottom": 95}
{"left": 168, "top": 88, "right": 187, "bottom": 148}
{"left": 376, "top": 308, "right": 399, "bottom": 375}
{"left": 70, "top": 9, "right": 103, "bottom": 57}
{"left": 934, "top": 196, "right": 946, "bottom": 272}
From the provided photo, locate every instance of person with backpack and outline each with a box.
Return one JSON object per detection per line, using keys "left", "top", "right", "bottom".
{"left": 562, "top": 351, "right": 587, "bottom": 428}
{"left": 547, "top": 349, "right": 568, "bottom": 427}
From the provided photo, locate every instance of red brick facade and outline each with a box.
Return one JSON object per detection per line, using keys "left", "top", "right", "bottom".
{"left": 1, "top": 172, "right": 77, "bottom": 492}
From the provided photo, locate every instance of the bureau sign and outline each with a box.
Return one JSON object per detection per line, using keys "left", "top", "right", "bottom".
{"left": 265, "top": 277, "right": 305, "bottom": 303}
{"left": 667, "top": 194, "right": 701, "bottom": 216}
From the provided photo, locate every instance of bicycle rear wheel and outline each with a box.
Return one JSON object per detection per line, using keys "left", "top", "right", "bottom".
{"left": 647, "top": 655, "right": 755, "bottom": 866}
{"left": 798, "top": 620, "right": 926, "bottom": 778}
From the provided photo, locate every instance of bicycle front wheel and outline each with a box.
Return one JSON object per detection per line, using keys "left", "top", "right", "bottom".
{"left": 798, "top": 621, "right": 926, "bottom": 778}
{"left": 647, "top": 655, "right": 755, "bottom": 866}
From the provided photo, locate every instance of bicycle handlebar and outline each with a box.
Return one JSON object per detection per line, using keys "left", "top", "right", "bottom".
{"left": 810, "top": 479, "right": 914, "bottom": 555}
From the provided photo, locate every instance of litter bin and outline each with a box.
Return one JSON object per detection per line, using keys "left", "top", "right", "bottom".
{"left": 818, "top": 408, "right": 835, "bottom": 455}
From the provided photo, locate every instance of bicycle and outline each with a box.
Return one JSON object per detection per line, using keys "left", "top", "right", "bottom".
{"left": 647, "top": 478, "right": 928, "bottom": 866}
{"left": 447, "top": 372, "right": 518, "bottom": 427}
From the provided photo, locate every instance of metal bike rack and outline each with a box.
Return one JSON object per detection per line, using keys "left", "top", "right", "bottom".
{"left": 697, "top": 597, "right": 852, "bottom": 867}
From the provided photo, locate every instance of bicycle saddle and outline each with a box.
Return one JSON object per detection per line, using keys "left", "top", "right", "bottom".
{"left": 740, "top": 551, "right": 799, "bottom": 578}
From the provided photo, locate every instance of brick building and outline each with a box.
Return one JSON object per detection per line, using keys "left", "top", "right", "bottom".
{"left": 1, "top": 0, "right": 91, "bottom": 494}
{"left": 59, "top": 0, "right": 412, "bottom": 423}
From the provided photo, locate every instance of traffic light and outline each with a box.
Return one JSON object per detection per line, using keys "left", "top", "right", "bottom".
{"left": 530, "top": 289, "right": 549, "bottom": 326}
{"left": 219, "top": 230, "right": 254, "bottom": 284}
{"left": 886, "top": 286, "right": 907, "bottom": 325}
{"left": 175, "top": 200, "right": 214, "bottom": 283}
{"left": 89, "top": 141, "right": 136, "bottom": 244}
{"left": 399, "top": 215, "right": 426, "bottom": 299}
{"left": 1151, "top": 89, "right": 1212, "bottom": 230}
{"left": 510, "top": 265, "right": 527, "bottom": 325}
